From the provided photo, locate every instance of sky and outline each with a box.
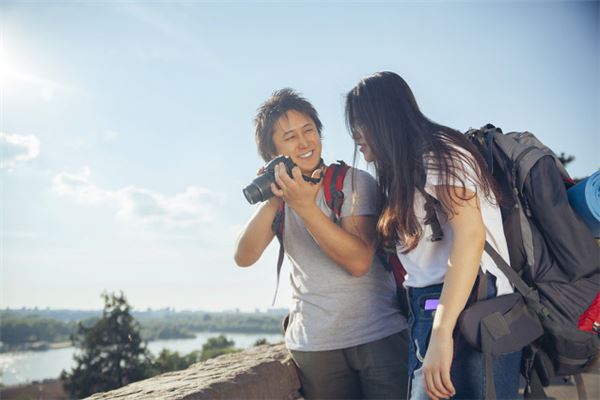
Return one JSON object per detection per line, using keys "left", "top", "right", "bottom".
{"left": 1, "top": 0, "right": 598, "bottom": 312}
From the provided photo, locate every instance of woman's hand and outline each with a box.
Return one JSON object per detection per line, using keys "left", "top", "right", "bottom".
{"left": 422, "top": 329, "right": 456, "bottom": 400}
{"left": 271, "top": 162, "right": 322, "bottom": 216}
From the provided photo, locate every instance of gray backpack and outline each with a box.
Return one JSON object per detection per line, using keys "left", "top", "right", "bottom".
{"left": 464, "top": 124, "right": 600, "bottom": 399}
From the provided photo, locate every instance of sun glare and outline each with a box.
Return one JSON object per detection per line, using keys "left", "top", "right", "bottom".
{"left": 0, "top": 40, "right": 68, "bottom": 101}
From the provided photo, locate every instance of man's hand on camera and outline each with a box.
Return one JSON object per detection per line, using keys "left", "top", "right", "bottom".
{"left": 272, "top": 163, "right": 322, "bottom": 216}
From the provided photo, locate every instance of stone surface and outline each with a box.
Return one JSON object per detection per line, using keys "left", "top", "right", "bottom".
{"left": 86, "top": 343, "right": 301, "bottom": 400}
{"left": 82, "top": 341, "right": 599, "bottom": 400}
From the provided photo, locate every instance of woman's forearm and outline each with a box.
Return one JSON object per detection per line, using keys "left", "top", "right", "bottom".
{"left": 432, "top": 229, "right": 485, "bottom": 335}
{"left": 431, "top": 188, "right": 486, "bottom": 335}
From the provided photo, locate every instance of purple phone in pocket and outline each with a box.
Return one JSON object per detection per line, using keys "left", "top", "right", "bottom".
{"left": 424, "top": 299, "right": 439, "bottom": 310}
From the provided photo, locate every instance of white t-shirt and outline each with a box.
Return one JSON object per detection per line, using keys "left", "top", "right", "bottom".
{"left": 397, "top": 151, "right": 513, "bottom": 296}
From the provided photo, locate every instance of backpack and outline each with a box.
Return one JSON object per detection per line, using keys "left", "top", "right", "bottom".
{"left": 464, "top": 124, "right": 600, "bottom": 399}
{"left": 270, "top": 161, "right": 407, "bottom": 307}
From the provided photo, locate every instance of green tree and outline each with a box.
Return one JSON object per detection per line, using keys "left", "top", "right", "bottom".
{"left": 150, "top": 349, "right": 201, "bottom": 374}
{"left": 60, "top": 292, "right": 152, "bottom": 398}
{"left": 557, "top": 153, "right": 590, "bottom": 183}
{"left": 200, "top": 334, "right": 241, "bottom": 361}
{"left": 253, "top": 337, "right": 268, "bottom": 346}
{"left": 558, "top": 152, "right": 575, "bottom": 168}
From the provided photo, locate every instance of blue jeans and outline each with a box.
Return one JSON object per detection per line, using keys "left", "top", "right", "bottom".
{"left": 407, "top": 283, "right": 522, "bottom": 400}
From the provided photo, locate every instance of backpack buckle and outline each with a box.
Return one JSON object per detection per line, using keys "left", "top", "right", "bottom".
{"left": 331, "top": 190, "right": 344, "bottom": 222}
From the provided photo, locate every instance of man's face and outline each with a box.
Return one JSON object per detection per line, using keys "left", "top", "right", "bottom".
{"left": 271, "top": 110, "right": 322, "bottom": 175}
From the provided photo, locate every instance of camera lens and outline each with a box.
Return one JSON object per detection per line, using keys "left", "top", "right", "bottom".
{"left": 243, "top": 183, "right": 262, "bottom": 204}
{"left": 242, "top": 155, "right": 291, "bottom": 204}
{"left": 243, "top": 173, "right": 274, "bottom": 204}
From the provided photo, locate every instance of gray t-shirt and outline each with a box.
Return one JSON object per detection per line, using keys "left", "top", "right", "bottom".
{"left": 283, "top": 167, "right": 407, "bottom": 351}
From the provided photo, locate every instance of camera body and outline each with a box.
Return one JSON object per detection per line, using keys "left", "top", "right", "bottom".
{"left": 243, "top": 155, "right": 321, "bottom": 204}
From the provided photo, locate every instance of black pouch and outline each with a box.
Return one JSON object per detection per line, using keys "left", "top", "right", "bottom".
{"left": 459, "top": 292, "right": 544, "bottom": 356}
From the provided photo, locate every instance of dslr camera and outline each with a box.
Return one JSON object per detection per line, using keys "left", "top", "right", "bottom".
{"left": 243, "top": 155, "right": 322, "bottom": 204}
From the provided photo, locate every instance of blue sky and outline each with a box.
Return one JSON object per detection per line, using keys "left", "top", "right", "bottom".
{"left": 1, "top": 0, "right": 598, "bottom": 311}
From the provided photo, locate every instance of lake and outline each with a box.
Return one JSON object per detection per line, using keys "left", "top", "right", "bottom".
{"left": 0, "top": 332, "right": 283, "bottom": 386}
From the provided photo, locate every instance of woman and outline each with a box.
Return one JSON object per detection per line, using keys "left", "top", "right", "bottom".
{"left": 345, "top": 72, "right": 521, "bottom": 400}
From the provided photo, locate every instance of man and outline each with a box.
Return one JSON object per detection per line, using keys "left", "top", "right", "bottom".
{"left": 234, "top": 88, "right": 408, "bottom": 399}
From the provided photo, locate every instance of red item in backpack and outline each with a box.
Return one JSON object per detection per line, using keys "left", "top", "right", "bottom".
{"left": 578, "top": 292, "right": 600, "bottom": 334}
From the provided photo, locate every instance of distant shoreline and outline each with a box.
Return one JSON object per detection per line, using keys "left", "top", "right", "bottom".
{"left": 0, "top": 330, "right": 282, "bottom": 354}
{"left": 1, "top": 341, "right": 72, "bottom": 353}
{"left": 1, "top": 309, "right": 285, "bottom": 354}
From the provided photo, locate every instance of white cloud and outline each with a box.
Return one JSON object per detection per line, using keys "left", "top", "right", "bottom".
{"left": 53, "top": 168, "right": 221, "bottom": 228}
{"left": 52, "top": 167, "right": 114, "bottom": 205}
{"left": 116, "top": 186, "right": 219, "bottom": 227}
{"left": 0, "top": 132, "right": 41, "bottom": 168}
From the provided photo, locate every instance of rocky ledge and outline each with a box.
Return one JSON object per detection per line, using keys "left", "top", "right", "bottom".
{"left": 87, "top": 343, "right": 301, "bottom": 400}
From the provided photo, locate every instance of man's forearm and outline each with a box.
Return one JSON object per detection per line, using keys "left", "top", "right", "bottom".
{"left": 297, "top": 205, "right": 375, "bottom": 276}
{"left": 234, "top": 199, "right": 280, "bottom": 267}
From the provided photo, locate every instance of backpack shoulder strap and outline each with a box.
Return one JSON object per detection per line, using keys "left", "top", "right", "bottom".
{"left": 323, "top": 161, "right": 350, "bottom": 225}
{"left": 271, "top": 201, "right": 285, "bottom": 239}
{"left": 415, "top": 172, "right": 444, "bottom": 242}
{"left": 421, "top": 189, "right": 444, "bottom": 242}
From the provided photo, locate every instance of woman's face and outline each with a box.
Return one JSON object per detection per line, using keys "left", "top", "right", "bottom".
{"left": 353, "top": 128, "right": 375, "bottom": 163}
{"left": 271, "top": 110, "right": 322, "bottom": 175}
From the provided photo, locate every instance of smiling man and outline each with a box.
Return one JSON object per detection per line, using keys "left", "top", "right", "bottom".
{"left": 234, "top": 89, "right": 409, "bottom": 399}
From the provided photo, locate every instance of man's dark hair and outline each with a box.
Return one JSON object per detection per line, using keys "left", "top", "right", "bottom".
{"left": 254, "top": 88, "right": 323, "bottom": 162}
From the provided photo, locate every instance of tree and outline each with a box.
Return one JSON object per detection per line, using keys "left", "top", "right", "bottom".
{"left": 253, "top": 338, "right": 268, "bottom": 346}
{"left": 557, "top": 153, "right": 589, "bottom": 184}
{"left": 149, "top": 349, "right": 201, "bottom": 374}
{"left": 60, "top": 292, "right": 152, "bottom": 398}
{"left": 558, "top": 152, "right": 575, "bottom": 168}
{"left": 200, "top": 334, "right": 241, "bottom": 361}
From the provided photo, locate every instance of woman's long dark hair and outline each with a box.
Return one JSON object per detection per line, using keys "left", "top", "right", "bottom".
{"left": 345, "top": 71, "right": 499, "bottom": 252}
